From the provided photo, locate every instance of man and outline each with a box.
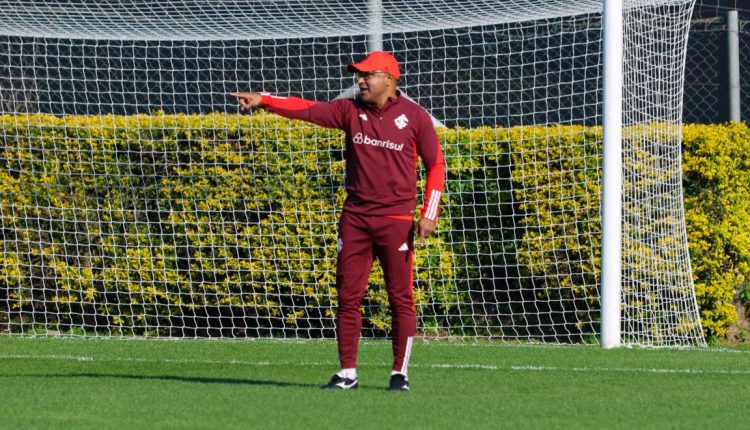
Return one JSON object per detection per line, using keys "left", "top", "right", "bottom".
{"left": 230, "top": 51, "right": 445, "bottom": 391}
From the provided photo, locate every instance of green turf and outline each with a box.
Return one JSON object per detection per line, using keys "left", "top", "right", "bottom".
{"left": 1, "top": 337, "right": 749, "bottom": 430}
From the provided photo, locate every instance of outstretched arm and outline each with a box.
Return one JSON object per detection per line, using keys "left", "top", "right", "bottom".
{"left": 229, "top": 91, "right": 344, "bottom": 129}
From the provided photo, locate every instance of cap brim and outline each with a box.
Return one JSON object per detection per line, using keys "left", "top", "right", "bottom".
{"left": 347, "top": 62, "right": 377, "bottom": 73}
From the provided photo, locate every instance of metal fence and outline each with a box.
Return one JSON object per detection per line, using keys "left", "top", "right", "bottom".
{"left": 684, "top": 2, "right": 750, "bottom": 123}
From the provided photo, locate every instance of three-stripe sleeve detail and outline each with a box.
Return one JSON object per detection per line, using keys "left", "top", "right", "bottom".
{"left": 424, "top": 190, "right": 442, "bottom": 220}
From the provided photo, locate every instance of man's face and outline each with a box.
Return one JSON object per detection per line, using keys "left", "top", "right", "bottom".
{"left": 357, "top": 71, "right": 393, "bottom": 103}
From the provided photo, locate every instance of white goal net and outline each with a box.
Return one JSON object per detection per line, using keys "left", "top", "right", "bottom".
{"left": 0, "top": 0, "right": 705, "bottom": 346}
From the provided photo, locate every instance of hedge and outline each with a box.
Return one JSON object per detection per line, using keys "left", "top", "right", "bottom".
{"left": 0, "top": 113, "right": 747, "bottom": 341}
{"left": 683, "top": 123, "right": 750, "bottom": 340}
{"left": 0, "top": 113, "right": 457, "bottom": 337}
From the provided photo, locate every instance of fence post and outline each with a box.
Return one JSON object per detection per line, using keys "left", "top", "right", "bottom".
{"left": 727, "top": 10, "right": 740, "bottom": 122}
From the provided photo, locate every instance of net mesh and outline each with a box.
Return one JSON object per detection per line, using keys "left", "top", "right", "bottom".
{"left": 0, "top": 0, "right": 705, "bottom": 345}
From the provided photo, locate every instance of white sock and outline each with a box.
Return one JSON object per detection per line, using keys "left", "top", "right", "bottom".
{"left": 391, "top": 370, "right": 408, "bottom": 379}
{"left": 337, "top": 368, "right": 357, "bottom": 379}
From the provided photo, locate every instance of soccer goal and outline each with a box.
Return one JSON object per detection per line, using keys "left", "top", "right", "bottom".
{"left": 0, "top": 0, "right": 705, "bottom": 346}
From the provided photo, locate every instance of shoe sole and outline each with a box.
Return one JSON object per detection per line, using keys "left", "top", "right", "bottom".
{"left": 322, "top": 382, "right": 358, "bottom": 390}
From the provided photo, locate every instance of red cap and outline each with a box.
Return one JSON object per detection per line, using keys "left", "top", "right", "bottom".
{"left": 347, "top": 51, "right": 400, "bottom": 80}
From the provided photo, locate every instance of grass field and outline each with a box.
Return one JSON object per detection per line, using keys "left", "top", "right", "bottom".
{"left": 1, "top": 337, "right": 749, "bottom": 429}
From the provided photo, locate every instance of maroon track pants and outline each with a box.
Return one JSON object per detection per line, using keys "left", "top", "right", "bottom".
{"left": 335, "top": 211, "right": 416, "bottom": 373}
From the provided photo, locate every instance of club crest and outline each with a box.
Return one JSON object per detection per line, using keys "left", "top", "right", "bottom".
{"left": 394, "top": 114, "right": 408, "bottom": 129}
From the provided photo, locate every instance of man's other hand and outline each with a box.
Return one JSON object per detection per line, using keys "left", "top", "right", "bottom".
{"left": 416, "top": 218, "right": 437, "bottom": 246}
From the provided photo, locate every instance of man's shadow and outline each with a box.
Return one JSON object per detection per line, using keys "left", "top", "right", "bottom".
{"left": 26, "top": 373, "right": 323, "bottom": 389}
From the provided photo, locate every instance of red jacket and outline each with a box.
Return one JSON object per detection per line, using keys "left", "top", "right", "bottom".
{"left": 259, "top": 91, "right": 445, "bottom": 220}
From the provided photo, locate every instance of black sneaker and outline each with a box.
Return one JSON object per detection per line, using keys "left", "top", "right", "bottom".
{"left": 322, "top": 374, "right": 358, "bottom": 390}
{"left": 388, "top": 373, "right": 409, "bottom": 391}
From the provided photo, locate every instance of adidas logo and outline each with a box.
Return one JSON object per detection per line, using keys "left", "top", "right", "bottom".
{"left": 359, "top": 113, "right": 368, "bottom": 121}
{"left": 398, "top": 243, "right": 409, "bottom": 252}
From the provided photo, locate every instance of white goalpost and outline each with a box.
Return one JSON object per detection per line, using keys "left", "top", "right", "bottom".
{"left": 0, "top": 0, "right": 705, "bottom": 347}
{"left": 600, "top": 0, "right": 624, "bottom": 348}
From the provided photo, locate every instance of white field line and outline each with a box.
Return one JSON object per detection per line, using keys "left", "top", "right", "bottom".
{"left": 2, "top": 354, "right": 749, "bottom": 376}
{"left": 6, "top": 337, "right": 750, "bottom": 354}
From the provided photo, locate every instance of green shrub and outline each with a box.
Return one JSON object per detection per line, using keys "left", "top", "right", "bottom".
{"left": 683, "top": 123, "right": 750, "bottom": 340}
{"left": 440, "top": 125, "right": 602, "bottom": 340}
{"left": 0, "top": 112, "right": 457, "bottom": 337}
{"left": 1, "top": 113, "right": 747, "bottom": 341}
